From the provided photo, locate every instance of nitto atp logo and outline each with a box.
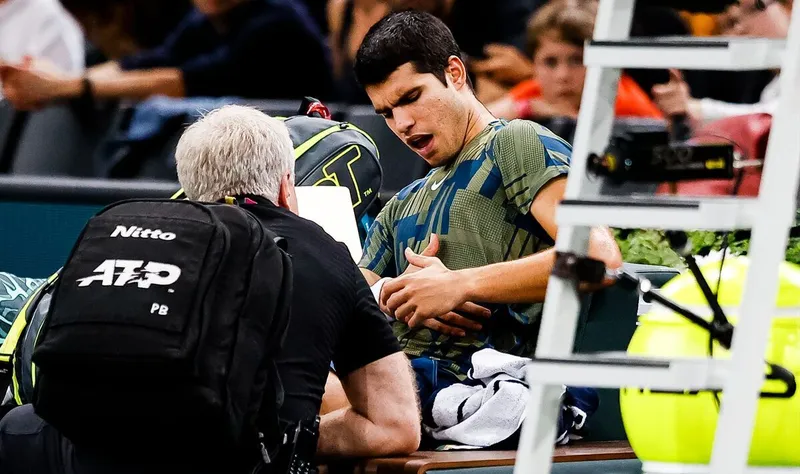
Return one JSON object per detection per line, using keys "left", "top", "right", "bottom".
{"left": 76, "top": 260, "right": 182, "bottom": 289}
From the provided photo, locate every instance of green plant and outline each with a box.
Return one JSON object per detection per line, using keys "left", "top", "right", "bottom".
{"left": 614, "top": 210, "right": 800, "bottom": 267}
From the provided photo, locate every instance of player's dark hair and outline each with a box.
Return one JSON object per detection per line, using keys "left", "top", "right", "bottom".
{"left": 354, "top": 10, "right": 462, "bottom": 87}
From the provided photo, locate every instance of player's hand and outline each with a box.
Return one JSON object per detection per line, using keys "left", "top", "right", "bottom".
{"left": 402, "top": 233, "right": 440, "bottom": 276}
{"left": 414, "top": 302, "right": 492, "bottom": 337}
{"left": 377, "top": 234, "right": 441, "bottom": 315}
{"left": 381, "top": 248, "right": 489, "bottom": 334}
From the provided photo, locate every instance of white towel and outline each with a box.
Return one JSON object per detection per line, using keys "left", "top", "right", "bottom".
{"left": 425, "top": 348, "right": 561, "bottom": 447}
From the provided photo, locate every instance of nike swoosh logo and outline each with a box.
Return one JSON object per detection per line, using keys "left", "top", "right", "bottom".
{"left": 430, "top": 170, "right": 451, "bottom": 191}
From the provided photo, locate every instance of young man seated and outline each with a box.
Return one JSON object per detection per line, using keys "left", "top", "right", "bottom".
{"left": 326, "top": 10, "right": 622, "bottom": 432}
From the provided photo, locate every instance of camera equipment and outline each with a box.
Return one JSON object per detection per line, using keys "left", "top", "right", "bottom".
{"left": 587, "top": 121, "right": 736, "bottom": 185}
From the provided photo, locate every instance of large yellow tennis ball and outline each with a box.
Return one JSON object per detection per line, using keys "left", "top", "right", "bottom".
{"left": 620, "top": 256, "right": 800, "bottom": 469}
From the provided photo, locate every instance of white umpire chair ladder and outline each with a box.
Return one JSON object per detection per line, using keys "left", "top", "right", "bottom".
{"left": 512, "top": 0, "right": 800, "bottom": 473}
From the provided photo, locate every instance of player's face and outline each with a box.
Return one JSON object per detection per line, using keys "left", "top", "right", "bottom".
{"left": 532, "top": 33, "right": 586, "bottom": 111}
{"left": 366, "top": 62, "right": 468, "bottom": 168}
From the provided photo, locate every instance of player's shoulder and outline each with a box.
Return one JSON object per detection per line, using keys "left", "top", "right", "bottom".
{"left": 493, "top": 119, "right": 571, "bottom": 149}
{"left": 490, "top": 119, "right": 572, "bottom": 166}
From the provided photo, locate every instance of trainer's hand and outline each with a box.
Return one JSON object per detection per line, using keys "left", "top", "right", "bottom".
{"left": 414, "top": 302, "right": 491, "bottom": 337}
{"left": 381, "top": 248, "right": 478, "bottom": 332}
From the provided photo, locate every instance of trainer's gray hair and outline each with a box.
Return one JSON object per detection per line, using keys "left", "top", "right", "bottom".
{"left": 175, "top": 105, "right": 295, "bottom": 203}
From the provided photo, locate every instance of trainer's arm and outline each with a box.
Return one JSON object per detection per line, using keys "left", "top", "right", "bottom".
{"left": 318, "top": 353, "right": 420, "bottom": 457}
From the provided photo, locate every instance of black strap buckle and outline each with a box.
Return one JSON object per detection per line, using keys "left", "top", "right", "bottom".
{"left": 552, "top": 251, "right": 607, "bottom": 284}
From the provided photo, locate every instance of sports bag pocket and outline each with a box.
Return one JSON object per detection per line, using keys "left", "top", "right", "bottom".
{"left": 35, "top": 211, "right": 225, "bottom": 365}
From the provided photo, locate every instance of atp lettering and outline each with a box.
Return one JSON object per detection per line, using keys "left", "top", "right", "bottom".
{"left": 76, "top": 260, "right": 182, "bottom": 289}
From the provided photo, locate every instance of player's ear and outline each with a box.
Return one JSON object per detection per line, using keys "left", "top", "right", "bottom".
{"left": 446, "top": 55, "right": 468, "bottom": 90}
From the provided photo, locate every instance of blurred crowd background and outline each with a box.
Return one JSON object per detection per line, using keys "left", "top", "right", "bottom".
{"left": 0, "top": 0, "right": 792, "bottom": 185}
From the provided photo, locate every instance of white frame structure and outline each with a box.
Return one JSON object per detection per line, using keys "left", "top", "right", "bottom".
{"left": 513, "top": 1, "right": 800, "bottom": 473}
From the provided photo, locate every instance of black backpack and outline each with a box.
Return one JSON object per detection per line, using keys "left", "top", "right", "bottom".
{"left": 29, "top": 199, "right": 293, "bottom": 469}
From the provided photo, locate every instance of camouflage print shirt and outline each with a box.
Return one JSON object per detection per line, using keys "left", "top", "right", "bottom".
{"left": 0, "top": 273, "right": 46, "bottom": 343}
{"left": 359, "top": 119, "right": 572, "bottom": 378}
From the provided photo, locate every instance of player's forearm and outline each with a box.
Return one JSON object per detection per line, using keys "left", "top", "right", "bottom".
{"left": 457, "top": 248, "right": 555, "bottom": 304}
{"left": 457, "top": 228, "right": 623, "bottom": 304}
{"left": 317, "top": 407, "right": 418, "bottom": 457}
{"left": 57, "top": 68, "right": 185, "bottom": 101}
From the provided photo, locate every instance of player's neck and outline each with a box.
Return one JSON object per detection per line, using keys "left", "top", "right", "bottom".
{"left": 463, "top": 102, "right": 497, "bottom": 147}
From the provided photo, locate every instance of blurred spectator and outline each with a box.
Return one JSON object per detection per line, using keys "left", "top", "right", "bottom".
{"left": 0, "top": 0, "right": 85, "bottom": 97}
{"left": 387, "top": 0, "right": 543, "bottom": 102}
{"left": 61, "top": 0, "right": 193, "bottom": 61}
{"left": 651, "top": 0, "right": 791, "bottom": 126}
{"left": 0, "top": 0, "right": 334, "bottom": 110}
{"left": 328, "top": 0, "right": 389, "bottom": 104}
{"left": 487, "top": 0, "right": 662, "bottom": 121}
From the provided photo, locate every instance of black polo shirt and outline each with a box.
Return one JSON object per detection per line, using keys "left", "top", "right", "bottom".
{"left": 119, "top": 0, "right": 335, "bottom": 100}
{"left": 242, "top": 196, "right": 401, "bottom": 422}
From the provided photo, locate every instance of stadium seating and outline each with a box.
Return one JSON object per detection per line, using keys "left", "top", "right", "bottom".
{"left": 8, "top": 101, "right": 119, "bottom": 178}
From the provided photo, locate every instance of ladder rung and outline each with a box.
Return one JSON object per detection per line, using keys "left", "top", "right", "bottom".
{"left": 584, "top": 37, "right": 785, "bottom": 70}
{"left": 526, "top": 353, "right": 728, "bottom": 391}
{"left": 556, "top": 197, "right": 759, "bottom": 230}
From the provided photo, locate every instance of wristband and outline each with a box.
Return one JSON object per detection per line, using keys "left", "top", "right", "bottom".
{"left": 370, "top": 277, "right": 391, "bottom": 304}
